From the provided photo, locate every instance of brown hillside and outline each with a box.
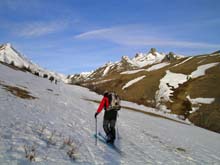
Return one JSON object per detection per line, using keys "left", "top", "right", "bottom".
{"left": 78, "top": 53, "right": 220, "bottom": 133}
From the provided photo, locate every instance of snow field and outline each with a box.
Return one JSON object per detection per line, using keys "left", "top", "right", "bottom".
{"left": 122, "top": 75, "right": 146, "bottom": 90}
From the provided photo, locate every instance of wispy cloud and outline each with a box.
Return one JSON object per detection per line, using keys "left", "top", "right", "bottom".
{"left": 75, "top": 28, "right": 113, "bottom": 39}
{"left": 16, "top": 20, "right": 70, "bottom": 37}
{"left": 74, "top": 25, "right": 220, "bottom": 49}
{"left": 1, "top": 0, "right": 40, "bottom": 10}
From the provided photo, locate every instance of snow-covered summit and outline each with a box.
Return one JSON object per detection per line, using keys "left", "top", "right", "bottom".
{"left": 0, "top": 43, "right": 66, "bottom": 82}
{"left": 0, "top": 43, "right": 31, "bottom": 68}
{"left": 120, "top": 49, "right": 166, "bottom": 68}
{"left": 131, "top": 51, "right": 166, "bottom": 67}
{"left": 112, "top": 48, "right": 181, "bottom": 70}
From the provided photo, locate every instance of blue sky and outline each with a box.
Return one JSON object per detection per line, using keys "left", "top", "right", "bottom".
{"left": 0, "top": 0, "right": 220, "bottom": 74}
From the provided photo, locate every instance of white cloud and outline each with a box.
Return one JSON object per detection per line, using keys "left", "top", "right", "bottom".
{"left": 74, "top": 25, "right": 220, "bottom": 49}
{"left": 74, "top": 28, "right": 112, "bottom": 39}
{"left": 16, "top": 20, "right": 69, "bottom": 37}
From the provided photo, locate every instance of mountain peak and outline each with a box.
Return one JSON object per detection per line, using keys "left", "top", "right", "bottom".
{"left": 0, "top": 42, "right": 29, "bottom": 68}
{"left": 0, "top": 43, "right": 66, "bottom": 81}
{"left": 134, "top": 53, "right": 144, "bottom": 59}
{"left": 149, "top": 48, "right": 157, "bottom": 55}
{"left": 0, "top": 43, "right": 11, "bottom": 51}
{"left": 5, "top": 43, "right": 11, "bottom": 48}
{"left": 121, "top": 55, "right": 130, "bottom": 61}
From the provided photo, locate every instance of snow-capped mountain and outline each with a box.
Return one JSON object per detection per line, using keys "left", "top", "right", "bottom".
{"left": 67, "top": 71, "right": 94, "bottom": 84}
{"left": 68, "top": 48, "right": 181, "bottom": 84}
{"left": 68, "top": 50, "right": 220, "bottom": 133}
{"left": 124, "top": 51, "right": 165, "bottom": 68}
{"left": 0, "top": 43, "right": 31, "bottom": 68}
{"left": 0, "top": 43, "right": 66, "bottom": 82}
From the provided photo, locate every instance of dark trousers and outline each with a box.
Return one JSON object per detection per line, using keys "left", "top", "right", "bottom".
{"left": 103, "top": 110, "right": 117, "bottom": 140}
{"left": 103, "top": 119, "right": 116, "bottom": 140}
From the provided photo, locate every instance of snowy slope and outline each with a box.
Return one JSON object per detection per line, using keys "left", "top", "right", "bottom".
{"left": 190, "top": 62, "right": 219, "bottom": 79}
{"left": 120, "top": 62, "right": 170, "bottom": 75}
{"left": 146, "top": 62, "right": 170, "bottom": 72}
{"left": 155, "top": 62, "right": 220, "bottom": 112}
{"left": 120, "top": 69, "right": 146, "bottom": 75}
{"left": 0, "top": 63, "right": 220, "bottom": 164}
{"left": 0, "top": 43, "right": 66, "bottom": 82}
{"left": 122, "top": 75, "right": 146, "bottom": 90}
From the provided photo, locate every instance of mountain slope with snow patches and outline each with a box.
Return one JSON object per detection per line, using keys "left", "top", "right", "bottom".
{"left": 1, "top": 61, "right": 220, "bottom": 164}
{"left": 72, "top": 51, "right": 220, "bottom": 133}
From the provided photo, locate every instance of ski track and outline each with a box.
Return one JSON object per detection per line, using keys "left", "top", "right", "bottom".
{"left": 0, "top": 63, "right": 220, "bottom": 164}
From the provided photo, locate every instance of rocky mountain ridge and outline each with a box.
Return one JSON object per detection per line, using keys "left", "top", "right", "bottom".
{"left": 67, "top": 48, "right": 181, "bottom": 84}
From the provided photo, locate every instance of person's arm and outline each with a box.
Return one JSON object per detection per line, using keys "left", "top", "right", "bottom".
{"left": 95, "top": 96, "right": 109, "bottom": 118}
{"left": 96, "top": 96, "right": 107, "bottom": 113}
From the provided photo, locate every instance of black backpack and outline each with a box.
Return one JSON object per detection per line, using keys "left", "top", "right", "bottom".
{"left": 107, "top": 92, "right": 121, "bottom": 111}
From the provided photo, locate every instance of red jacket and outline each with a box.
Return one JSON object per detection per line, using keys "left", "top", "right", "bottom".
{"left": 96, "top": 96, "right": 109, "bottom": 113}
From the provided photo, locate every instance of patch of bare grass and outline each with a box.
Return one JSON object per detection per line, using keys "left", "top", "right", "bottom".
{"left": 0, "top": 82, "right": 37, "bottom": 100}
{"left": 24, "top": 145, "right": 36, "bottom": 162}
{"left": 176, "top": 147, "right": 186, "bottom": 152}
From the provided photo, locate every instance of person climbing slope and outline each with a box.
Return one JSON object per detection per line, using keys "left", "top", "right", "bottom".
{"left": 94, "top": 91, "right": 121, "bottom": 144}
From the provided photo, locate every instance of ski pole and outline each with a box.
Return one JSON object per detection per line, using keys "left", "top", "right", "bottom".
{"left": 117, "top": 121, "right": 120, "bottom": 140}
{"left": 95, "top": 117, "right": 97, "bottom": 145}
{"left": 117, "top": 113, "right": 120, "bottom": 140}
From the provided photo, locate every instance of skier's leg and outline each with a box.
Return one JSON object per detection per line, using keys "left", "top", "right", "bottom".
{"left": 103, "top": 119, "right": 110, "bottom": 136}
{"left": 109, "top": 120, "right": 116, "bottom": 142}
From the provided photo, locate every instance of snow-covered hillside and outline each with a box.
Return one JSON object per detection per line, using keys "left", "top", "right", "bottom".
{"left": 155, "top": 62, "right": 219, "bottom": 112}
{"left": 0, "top": 63, "right": 220, "bottom": 164}
{"left": 0, "top": 43, "right": 66, "bottom": 82}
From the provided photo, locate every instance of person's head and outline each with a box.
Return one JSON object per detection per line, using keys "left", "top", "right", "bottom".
{"left": 103, "top": 90, "right": 108, "bottom": 97}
